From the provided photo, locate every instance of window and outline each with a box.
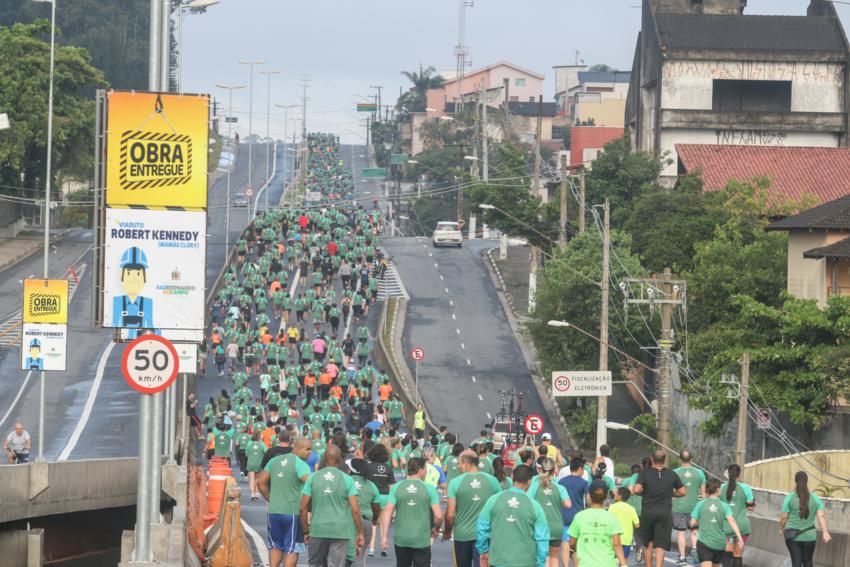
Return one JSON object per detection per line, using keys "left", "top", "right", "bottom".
{"left": 515, "top": 78, "right": 526, "bottom": 87}
{"left": 712, "top": 80, "right": 791, "bottom": 112}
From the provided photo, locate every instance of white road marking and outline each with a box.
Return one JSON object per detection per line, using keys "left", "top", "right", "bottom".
{"left": 449, "top": 300, "right": 454, "bottom": 306}
{"left": 456, "top": 328, "right": 461, "bottom": 334}
{"left": 0, "top": 371, "right": 33, "bottom": 430}
{"left": 444, "top": 287, "right": 449, "bottom": 293}
{"left": 478, "top": 394, "right": 483, "bottom": 401}
{"left": 241, "top": 519, "right": 269, "bottom": 566}
{"left": 466, "top": 359, "right": 471, "bottom": 366}
{"left": 487, "top": 412, "right": 492, "bottom": 420}
{"left": 57, "top": 341, "right": 116, "bottom": 461}
{"left": 428, "top": 252, "right": 432, "bottom": 257}
{"left": 434, "top": 263, "right": 438, "bottom": 268}
{"left": 472, "top": 376, "right": 476, "bottom": 383}
{"left": 451, "top": 314, "right": 456, "bottom": 320}
{"left": 460, "top": 343, "right": 465, "bottom": 349}
{"left": 439, "top": 275, "right": 444, "bottom": 281}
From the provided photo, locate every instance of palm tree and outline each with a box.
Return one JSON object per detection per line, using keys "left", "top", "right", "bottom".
{"left": 398, "top": 64, "right": 445, "bottom": 114}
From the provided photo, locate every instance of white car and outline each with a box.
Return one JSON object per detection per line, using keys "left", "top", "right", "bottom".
{"left": 432, "top": 221, "right": 463, "bottom": 248}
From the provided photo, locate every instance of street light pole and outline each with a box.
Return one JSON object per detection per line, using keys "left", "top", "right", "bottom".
{"left": 177, "top": 0, "right": 219, "bottom": 93}
{"left": 258, "top": 70, "right": 281, "bottom": 212}
{"left": 33, "top": 0, "right": 57, "bottom": 466}
{"left": 239, "top": 59, "right": 266, "bottom": 206}
{"left": 275, "top": 104, "right": 298, "bottom": 208}
{"left": 217, "top": 84, "right": 247, "bottom": 254}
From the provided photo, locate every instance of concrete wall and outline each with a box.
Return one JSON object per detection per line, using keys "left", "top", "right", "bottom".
{"left": 553, "top": 65, "right": 587, "bottom": 98}
{"left": 745, "top": 451, "right": 850, "bottom": 501}
{"left": 575, "top": 99, "right": 627, "bottom": 127}
{"left": 787, "top": 231, "right": 850, "bottom": 306}
{"left": 661, "top": 128, "right": 838, "bottom": 176}
{"left": 0, "top": 458, "right": 139, "bottom": 524}
{"left": 660, "top": 60, "right": 844, "bottom": 113}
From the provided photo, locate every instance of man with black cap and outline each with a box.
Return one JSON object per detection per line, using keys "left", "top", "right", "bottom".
{"left": 568, "top": 479, "right": 628, "bottom": 567}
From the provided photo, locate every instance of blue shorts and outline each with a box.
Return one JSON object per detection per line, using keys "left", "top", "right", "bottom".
{"left": 563, "top": 525, "right": 571, "bottom": 542}
{"left": 267, "top": 513, "right": 306, "bottom": 553}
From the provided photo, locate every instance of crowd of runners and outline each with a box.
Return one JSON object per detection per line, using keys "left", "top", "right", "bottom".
{"left": 185, "top": 133, "right": 833, "bottom": 567}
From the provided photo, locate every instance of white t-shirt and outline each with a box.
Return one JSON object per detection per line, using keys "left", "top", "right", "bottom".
{"left": 6, "top": 431, "right": 30, "bottom": 453}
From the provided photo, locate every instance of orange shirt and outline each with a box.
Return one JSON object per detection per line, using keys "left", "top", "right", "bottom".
{"left": 261, "top": 427, "right": 275, "bottom": 448}
{"left": 379, "top": 383, "right": 392, "bottom": 402}
{"left": 260, "top": 332, "right": 273, "bottom": 345}
{"left": 347, "top": 385, "right": 358, "bottom": 399}
{"left": 269, "top": 280, "right": 282, "bottom": 295}
{"left": 329, "top": 385, "right": 343, "bottom": 400}
{"left": 319, "top": 372, "right": 332, "bottom": 386}
{"left": 304, "top": 374, "right": 316, "bottom": 387}
{"left": 210, "top": 331, "right": 222, "bottom": 345}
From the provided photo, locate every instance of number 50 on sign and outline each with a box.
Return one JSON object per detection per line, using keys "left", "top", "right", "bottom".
{"left": 122, "top": 334, "right": 179, "bottom": 394}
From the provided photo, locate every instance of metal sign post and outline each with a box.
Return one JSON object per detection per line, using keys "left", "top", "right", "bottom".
{"left": 410, "top": 347, "right": 425, "bottom": 403}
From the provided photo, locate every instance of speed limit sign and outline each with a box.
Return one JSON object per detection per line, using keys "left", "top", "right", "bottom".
{"left": 121, "top": 334, "right": 179, "bottom": 394}
{"left": 410, "top": 347, "right": 425, "bottom": 361}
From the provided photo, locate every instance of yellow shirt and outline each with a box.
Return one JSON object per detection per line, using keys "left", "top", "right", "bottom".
{"left": 608, "top": 501, "right": 639, "bottom": 546}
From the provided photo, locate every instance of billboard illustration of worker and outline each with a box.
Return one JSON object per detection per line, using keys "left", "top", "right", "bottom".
{"left": 20, "top": 324, "right": 67, "bottom": 371}
{"left": 102, "top": 208, "right": 206, "bottom": 332}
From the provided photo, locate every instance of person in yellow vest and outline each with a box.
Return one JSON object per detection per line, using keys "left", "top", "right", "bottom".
{"left": 413, "top": 403, "right": 426, "bottom": 443}
{"left": 541, "top": 433, "right": 564, "bottom": 469}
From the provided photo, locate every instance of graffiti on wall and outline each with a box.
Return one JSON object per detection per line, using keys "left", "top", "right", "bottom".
{"left": 664, "top": 61, "right": 843, "bottom": 85}
{"left": 715, "top": 129, "right": 787, "bottom": 146}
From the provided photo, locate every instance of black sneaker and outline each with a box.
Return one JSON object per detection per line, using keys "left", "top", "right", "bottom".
{"left": 381, "top": 551, "right": 388, "bottom": 557}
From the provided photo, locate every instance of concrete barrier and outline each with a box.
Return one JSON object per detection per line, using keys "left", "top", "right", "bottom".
{"left": 0, "top": 458, "right": 139, "bottom": 524}
{"left": 0, "top": 529, "right": 43, "bottom": 567}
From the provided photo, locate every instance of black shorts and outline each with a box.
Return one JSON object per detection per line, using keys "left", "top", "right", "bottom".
{"left": 697, "top": 540, "right": 724, "bottom": 563}
{"left": 548, "top": 539, "right": 561, "bottom": 549}
{"left": 641, "top": 512, "right": 672, "bottom": 550}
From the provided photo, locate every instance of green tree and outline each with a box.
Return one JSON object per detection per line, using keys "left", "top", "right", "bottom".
{"left": 527, "top": 230, "right": 650, "bottom": 379}
{"left": 0, "top": 20, "right": 107, "bottom": 195}
{"left": 623, "top": 173, "right": 728, "bottom": 273}
{"left": 397, "top": 65, "right": 444, "bottom": 115}
{"left": 687, "top": 295, "right": 850, "bottom": 436}
{"left": 588, "top": 63, "right": 613, "bottom": 72}
{"left": 584, "top": 136, "right": 664, "bottom": 224}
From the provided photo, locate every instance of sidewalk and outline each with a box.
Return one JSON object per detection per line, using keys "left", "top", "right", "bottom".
{"left": 0, "top": 229, "right": 69, "bottom": 273}
{"left": 491, "top": 244, "right": 653, "bottom": 468}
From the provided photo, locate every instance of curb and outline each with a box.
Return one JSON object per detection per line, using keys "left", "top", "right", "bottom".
{"left": 0, "top": 228, "right": 74, "bottom": 274}
{"left": 482, "top": 246, "right": 577, "bottom": 452}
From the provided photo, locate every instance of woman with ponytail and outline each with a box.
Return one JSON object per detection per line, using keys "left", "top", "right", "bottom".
{"left": 529, "top": 457, "right": 571, "bottom": 567}
{"left": 719, "top": 464, "right": 754, "bottom": 567}
{"left": 779, "top": 471, "right": 831, "bottom": 567}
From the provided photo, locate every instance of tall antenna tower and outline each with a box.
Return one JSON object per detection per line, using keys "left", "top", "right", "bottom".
{"left": 454, "top": 0, "right": 474, "bottom": 107}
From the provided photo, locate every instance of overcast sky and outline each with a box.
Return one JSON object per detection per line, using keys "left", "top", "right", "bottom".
{"left": 180, "top": 0, "right": 850, "bottom": 144}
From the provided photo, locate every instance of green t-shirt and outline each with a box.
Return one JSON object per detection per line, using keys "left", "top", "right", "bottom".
{"left": 352, "top": 474, "right": 381, "bottom": 520}
{"left": 387, "top": 478, "right": 439, "bottom": 549}
{"left": 720, "top": 481, "right": 755, "bottom": 536}
{"left": 477, "top": 488, "right": 549, "bottom": 567}
{"left": 529, "top": 478, "right": 570, "bottom": 538}
{"left": 388, "top": 400, "right": 404, "bottom": 419}
{"left": 213, "top": 429, "right": 232, "bottom": 457}
{"left": 245, "top": 441, "right": 267, "bottom": 472}
{"left": 780, "top": 491, "right": 824, "bottom": 542}
{"left": 621, "top": 473, "right": 642, "bottom": 516}
{"left": 302, "top": 467, "right": 358, "bottom": 539}
{"left": 692, "top": 497, "right": 734, "bottom": 550}
{"left": 264, "top": 454, "right": 312, "bottom": 515}
{"left": 673, "top": 466, "right": 706, "bottom": 514}
{"left": 447, "top": 472, "right": 501, "bottom": 542}
{"left": 444, "top": 455, "right": 461, "bottom": 484}
{"left": 568, "top": 508, "right": 623, "bottom": 567}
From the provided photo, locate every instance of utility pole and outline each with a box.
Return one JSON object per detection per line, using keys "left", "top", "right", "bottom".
{"left": 597, "top": 199, "right": 610, "bottom": 452}
{"left": 528, "top": 94, "right": 543, "bottom": 313}
{"left": 559, "top": 155, "right": 568, "bottom": 249}
{"left": 736, "top": 352, "right": 750, "bottom": 468}
{"left": 161, "top": 0, "right": 171, "bottom": 91}
{"left": 623, "top": 270, "right": 687, "bottom": 451}
{"left": 239, "top": 58, "right": 265, "bottom": 205}
{"left": 258, "top": 69, "right": 281, "bottom": 213}
{"left": 481, "top": 89, "right": 489, "bottom": 182}
{"left": 370, "top": 85, "right": 383, "bottom": 117}
{"left": 503, "top": 77, "right": 510, "bottom": 107}
{"left": 456, "top": 175, "right": 463, "bottom": 223}
{"left": 578, "top": 171, "right": 586, "bottom": 234}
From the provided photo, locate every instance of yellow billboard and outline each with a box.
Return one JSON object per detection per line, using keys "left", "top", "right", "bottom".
{"left": 23, "top": 279, "right": 69, "bottom": 324}
{"left": 106, "top": 91, "right": 209, "bottom": 209}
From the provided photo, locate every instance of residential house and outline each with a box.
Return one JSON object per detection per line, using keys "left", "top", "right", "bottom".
{"left": 626, "top": 0, "right": 850, "bottom": 183}
{"left": 570, "top": 127, "right": 624, "bottom": 170}
{"left": 556, "top": 70, "right": 631, "bottom": 127}
{"left": 767, "top": 195, "right": 850, "bottom": 306}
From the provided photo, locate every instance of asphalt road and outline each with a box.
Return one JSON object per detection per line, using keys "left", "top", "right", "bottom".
{"left": 382, "top": 236, "right": 559, "bottom": 448}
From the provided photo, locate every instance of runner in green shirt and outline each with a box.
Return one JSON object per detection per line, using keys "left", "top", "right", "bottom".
{"left": 568, "top": 480, "right": 628, "bottom": 567}
{"left": 444, "top": 450, "right": 501, "bottom": 567}
{"left": 476, "top": 464, "right": 549, "bottom": 567}
{"left": 244, "top": 432, "right": 266, "bottom": 500}
{"left": 257, "top": 439, "right": 312, "bottom": 567}
{"left": 673, "top": 452, "right": 707, "bottom": 564}
{"left": 381, "top": 457, "right": 442, "bottom": 563}
{"left": 719, "top": 464, "right": 755, "bottom": 565}
{"left": 690, "top": 479, "right": 743, "bottom": 567}
{"left": 779, "top": 471, "right": 832, "bottom": 567}
{"left": 528, "top": 458, "right": 571, "bottom": 567}
{"left": 300, "top": 445, "right": 364, "bottom": 566}
{"left": 350, "top": 461, "right": 383, "bottom": 564}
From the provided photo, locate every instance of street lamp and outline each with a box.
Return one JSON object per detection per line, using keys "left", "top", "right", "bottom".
{"left": 238, "top": 59, "right": 266, "bottom": 202}
{"left": 464, "top": 155, "right": 478, "bottom": 161}
{"left": 216, "top": 83, "right": 247, "bottom": 254}
{"left": 177, "top": 0, "right": 219, "bottom": 93}
{"left": 275, "top": 104, "right": 298, "bottom": 209}
{"left": 32, "top": 0, "right": 57, "bottom": 463}
{"left": 257, "top": 69, "right": 281, "bottom": 212}
{"left": 0, "top": 113, "right": 9, "bottom": 131}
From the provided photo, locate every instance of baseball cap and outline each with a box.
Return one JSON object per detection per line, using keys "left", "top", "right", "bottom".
{"left": 541, "top": 433, "right": 552, "bottom": 440}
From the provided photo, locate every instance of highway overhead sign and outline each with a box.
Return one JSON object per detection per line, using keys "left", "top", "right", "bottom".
{"left": 524, "top": 414, "right": 544, "bottom": 435}
{"left": 410, "top": 347, "right": 425, "bottom": 361}
{"left": 105, "top": 91, "right": 209, "bottom": 209}
{"left": 357, "top": 103, "right": 378, "bottom": 112}
{"left": 552, "top": 371, "right": 612, "bottom": 397}
{"left": 362, "top": 167, "right": 388, "bottom": 178}
{"left": 122, "top": 334, "right": 179, "bottom": 394}
{"left": 390, "top": 153, "right": 409, "bottom": 165}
